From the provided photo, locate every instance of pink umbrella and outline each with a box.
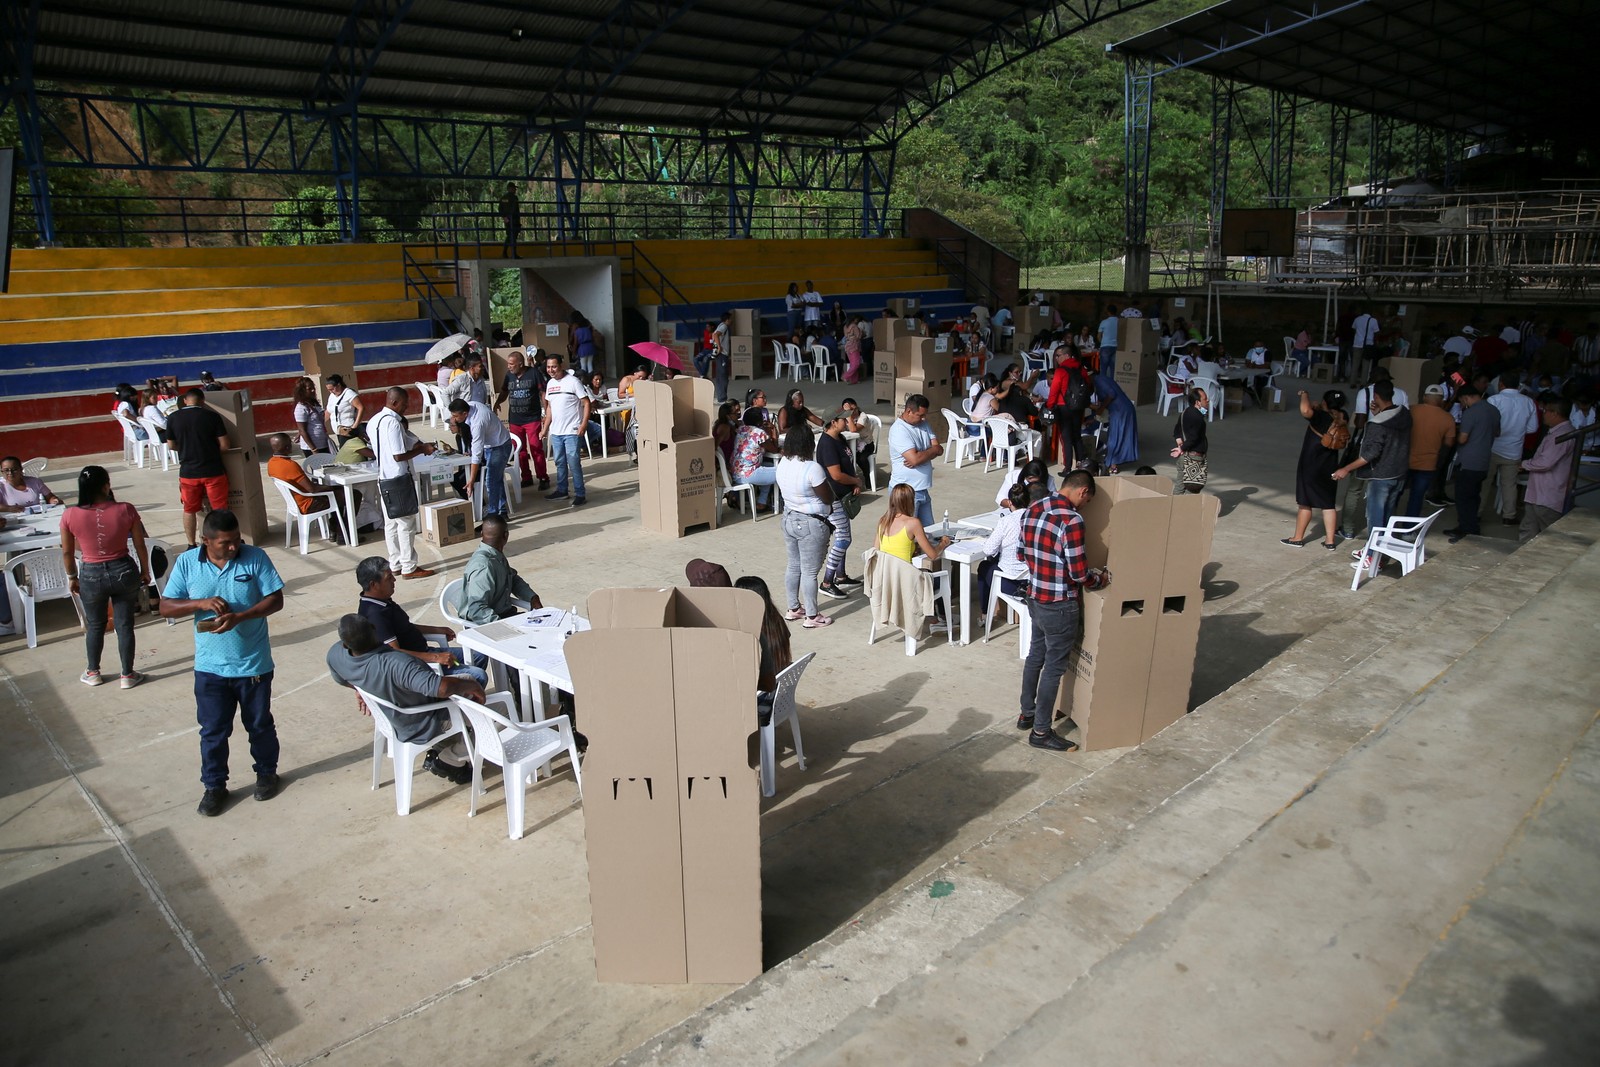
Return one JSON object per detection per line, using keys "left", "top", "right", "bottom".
{"left": 628, "top": 341, "right": 685, "bottom": 372}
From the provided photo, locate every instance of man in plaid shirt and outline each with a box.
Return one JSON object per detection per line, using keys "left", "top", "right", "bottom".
{"left": 1016, "top": 469, "right": 1109, "bottom": 751}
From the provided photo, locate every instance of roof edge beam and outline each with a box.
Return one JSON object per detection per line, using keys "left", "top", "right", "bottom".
{"left": 308, "top": 0, "right": 417, "bottom": 113}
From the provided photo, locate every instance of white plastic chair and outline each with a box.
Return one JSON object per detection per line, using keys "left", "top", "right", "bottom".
{"left": 416, "top": 382, "right": 442, "bottom": 427}
{"left": 771, "top": 340, "right": 791, "bottom": 378}
{"left": 857, "top": 413, "right": 883, "bottom": 491}
{"left": 114, "top": 415, "right": 151, "bottom": 468}
{"left": 20, "top": 458, "right": 45, "bottom": 477}
{"left": 269, "top": 476, "right": 348, "bottom": 554}
{"left": 144, "top": 537, "right": 181, "bottom": 626}
{"left": 810, "top": 344, "right": 837, "bottom": 383}
{"left": 716, "top": 451, "right": 758, "bottom": 521}
{"left": 357, "top": 684, "right": 511, "bottom": 816}
{"left": 1351, "top": 511, "right": 1443, "bottom": 590}
{"left": 1156, "top": 372, "right": 1183, "bottom": 416}
{"left": 983, "top": 581, "right": 1032, "bottom": 659}
{"left": 439, "top": 578, "right": 468, "bottom": 629}
{"left": 864, "top": 548, "right": 952, "bottom": 656}
{"left": 137, "top": 417, "right": 176, "bottom": 470}
{"left": 760, "top": 651, "right": 816, "bottom": 798}
{"left": 452, "top": 696, "right": 583, "bottom": 839}
{"left": 785, "top": 343, "right": 810, "bottom": 382}
{"left": 4, "top": 548, "right": 77, "bottom": 649}
{"left": 982, "top": 416, "right": 1035, "bottom": 473}
{"left": 940, "top": 409, "right": 985, "bottom": 468}
{"left": 1190, "top": 377, "right": 1223, "bottom": 422}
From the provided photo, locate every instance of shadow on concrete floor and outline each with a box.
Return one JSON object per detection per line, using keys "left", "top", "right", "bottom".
{"left": 1189, "top": 611, "right": 1303, "bottom": 709}
{"left": 1501, "top": 972, "right": 1600, "bottom": 1067}
{"left": 759, "top": 676, "right": 1034, "bottom": 967}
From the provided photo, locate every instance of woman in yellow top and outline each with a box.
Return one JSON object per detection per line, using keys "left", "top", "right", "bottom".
{"left": 876, "top": 484, "right": 949, "bottom": 563}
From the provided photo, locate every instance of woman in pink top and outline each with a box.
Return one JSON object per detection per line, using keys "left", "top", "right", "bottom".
{"left": 60, "top": 466, "right": 150, "bottom": 689}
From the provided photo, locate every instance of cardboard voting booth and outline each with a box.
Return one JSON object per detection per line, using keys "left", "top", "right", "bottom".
{"left": 1056, "top": 476, "right": 1218, "bottom": 751}
{"left": 299, "top": 338, "right": 356, "bottom": 389}
{"left": 729, "top": 335, "right": 755, "bottom": 380}
{"left": 526, "top": 321, "right": 568, "bottom": 356}
{"left": 635, "top": 378, "right": 718, "bottom": 537}
{"left": 205, "top": 389, "right": 269, "bottom": 542}
{"left": 1114, "top": 320, "right": 1161, "bottom": 406}
{"left": 888, "top": 296, "right": 920, "bottom": 317}
{"left": 730, "top": 308, "right": 758, "bottom": 337}
{"left": 566, "top": 586, "right": 765, "bottom": 984}
{"left": 1380, "top": 356, "right": 1443, "bottom": 402}
{"left": 893, "top": 335, "right": 952, "bottom": 413}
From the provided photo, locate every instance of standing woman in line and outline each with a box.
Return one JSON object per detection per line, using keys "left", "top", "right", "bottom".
{"left": 292, "top": 376, "right": 331, "bottom": 456}
{"left": 815, "top": 409, "right": 862, "bottom": 601}
{"left": 61, "top": 465, "right": 150, "bottom": 689}
{"left": 1171, "top": 386, "right": 1211, "bottom": 493}
{"left": 775, "top": 424, "right": 836, "bottom": 628}
{"left": 785, "top": 282, "right": 803, "bottom": 338}
{"left": 568, "top": 312, "right": 599, "bottom": 375}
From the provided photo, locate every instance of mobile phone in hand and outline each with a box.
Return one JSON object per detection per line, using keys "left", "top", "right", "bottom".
{"left": 196, "top": 618, "right": 220, "bottom": 633}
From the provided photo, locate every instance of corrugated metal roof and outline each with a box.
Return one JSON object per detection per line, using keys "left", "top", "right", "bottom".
{"left": 1111, "top": 0, "right": 1598, "bottom": 140}
{"left": 25, "top": 0, "right": 1102, "bottom": 140}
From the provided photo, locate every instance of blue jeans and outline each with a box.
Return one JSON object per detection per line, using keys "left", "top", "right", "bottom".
{"left": 1099, "top": 344, "right": 1116, "bottom": 369}
{"left": 782, "top": 510, "right": 830, "bottom": 617}
{"left": 693, "top": 348, "right": 715, "bottom": 378}
{"left": 1020, "top": 597, "right": 1081, "bottom": 730}
{"left": 736, "top": 464, "right": 777, "bottom": 505}
{"left": 195, "top": 670, "right": 278, "bottom": 789}
{"left": 1403, "top": 468, "right": 1435, "bottom": 518}
{"left": 912, "top": 488, "right": 934, "bottom": 529}
{"left": 1364, "top": 476, "right": 1403, "bottom": 536}
{"left": 481, "top": 441, "right": 511, "bottom": 517}
{"left": 79, "top": 556, "right": 140, "bottom": 675}
{"left": 549, "top": 434, "right": 585, "bottom": 497}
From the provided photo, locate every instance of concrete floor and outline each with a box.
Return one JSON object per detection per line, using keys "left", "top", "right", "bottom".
{"left": 1, "top": 372, "right": 1590, "bottom": 1066}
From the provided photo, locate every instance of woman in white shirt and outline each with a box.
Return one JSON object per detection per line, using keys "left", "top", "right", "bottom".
{"left": 292, "top": 376, "right": 331, "bottom": 455}
{"left": 977, "top": 480, "right": 1036, "bottom": 618}
{"left": 775, "top": 423, "right": 836, "bottom": 628}
{"left": 325, "top": 374, "right": 364, "bottom": 445}
{"left": 139, "top": 391, "right": 168, "bottom": 442}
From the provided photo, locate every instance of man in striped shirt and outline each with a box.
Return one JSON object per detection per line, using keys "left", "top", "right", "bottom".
{"left": 1016, "top": 469, "right": 1109, "bottom": 751}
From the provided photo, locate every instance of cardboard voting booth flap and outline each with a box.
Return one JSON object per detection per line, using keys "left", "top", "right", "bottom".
{"left": 634, "top": 378, "right": 715, "bottom": 442}
{"left": 638, "top": 435, "right": 718, "bottom": 537}
{"left": 1141, "top": 593, "right": 1204, "bottom": 740}
{"left": 895, "top": 335, "right": 938, "bottom": 378}
{"left": 1075, "top": 476, "right": 1172, "bottom": 592}
{"left": 730, "top": 308, "right": 757, "bottom": 337}
{"left": 299, "top": 338, "right": 356, "bottom": 389}
{"left": 1379, "top": 356, "right": 1443, "bottom": 402}
{"left": 219, "top": 445, "right": 269, "bottom": 543}
{"left": 1063, "top": 590, "right": 1159, "bottom": 751}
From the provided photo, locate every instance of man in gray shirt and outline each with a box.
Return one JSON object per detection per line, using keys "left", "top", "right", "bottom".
{"left": 326, "top": 613, "right": 483, "bottom": 783}
{"left": 1447, "top": 386, "right": 1501, "bottom": 543}
{"left": 457, "top": 514, "right": 540, "bottom": 624}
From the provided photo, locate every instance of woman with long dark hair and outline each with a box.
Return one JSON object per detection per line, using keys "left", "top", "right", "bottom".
{"left": 292, "top": 376, "right": 330, "bottom": 456}
{"left": 60, "top": 465, "right": 149, "bottom": 688}
{"left": 776, "top": 388, "right": 824, "bottom": 434}
{"left": 734, "top": 575, "right": 793, "bottom": 698}
{"left": 776, "top": 423, "right": 835, "bottom": 628}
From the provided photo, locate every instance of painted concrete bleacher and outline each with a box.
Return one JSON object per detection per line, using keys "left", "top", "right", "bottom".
{"left": 0, "top": 238, "right": 970, "bottom": 459}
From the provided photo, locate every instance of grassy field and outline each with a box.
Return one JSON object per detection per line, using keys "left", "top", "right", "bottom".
{"left": 1020, "top": 260, "right": 1194, "bottom": 293}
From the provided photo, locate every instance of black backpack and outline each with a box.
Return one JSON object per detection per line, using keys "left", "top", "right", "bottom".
{"left": 1064, "top": 366, "right": 1090, "bottom": 411}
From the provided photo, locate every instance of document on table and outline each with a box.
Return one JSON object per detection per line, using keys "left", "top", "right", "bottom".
{"left": 470, "top": 620, "right": 523, "bottom": 643}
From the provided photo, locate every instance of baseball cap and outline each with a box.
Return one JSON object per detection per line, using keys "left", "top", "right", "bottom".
{"left": 1461, "top": 326, "right": 1478, "bottom": 337}
{"left": 1423, "top": 384, "right": 1447, "bottom": 397}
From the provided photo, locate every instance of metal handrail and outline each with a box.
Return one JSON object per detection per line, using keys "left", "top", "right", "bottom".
{"left": 401, "top": 246, "right": 460, "bottom": 337}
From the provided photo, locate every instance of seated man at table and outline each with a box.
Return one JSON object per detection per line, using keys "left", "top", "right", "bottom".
{"left": 266, "top": 434, "right": 348, "bottom": 543}
{"left": 326, "top": 614, "right": 477, "bottom": 784}
{"left": 0, "top": 457, "right": 61, "bottom": 511}
{"left": 355, "top": 556, "right": 488, "bottom": 685}
{"left": 457, "top": 514, "right": 542, "bottom": 624}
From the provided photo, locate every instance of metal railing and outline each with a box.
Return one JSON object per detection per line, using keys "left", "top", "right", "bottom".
{"left": 8, "top": 192, "right": 874, "bottom": 249}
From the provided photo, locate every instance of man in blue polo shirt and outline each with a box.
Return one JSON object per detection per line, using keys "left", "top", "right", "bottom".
{"left": 159, "top": 509, "right": 286, "bottom": 817}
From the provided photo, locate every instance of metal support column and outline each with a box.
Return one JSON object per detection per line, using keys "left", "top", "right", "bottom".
{"left": 328, "top": 111, "right": 360, "bottom": 242}
{"left": 1327, "top": 104, "right": 1352, "bottom": 201}
{"left": 1368, "top": 112, "right": 1393, "bottom": 194}
{"left": 1267, "top": 90, "right": 1299, "bottom": 201}
{"left": 1122, "top": 56, "right": 1154, "bottom": 294}
{"left": 1208, "top": 78, "right": 1234, "bottom": 259}
{"left": 1442, "top": 128, "right": 1461, "bottom": 190}
{"left": 727, "top": 135, "right": 757, "bottom": 238}
{"left": 552, "top": 125, "right": 585, "bottom": 241}
{"left": 1, "top": 0, "right": 54, "bottom": 245}
{"left": 860, "top": 144, "right": 895, "bottom": 238}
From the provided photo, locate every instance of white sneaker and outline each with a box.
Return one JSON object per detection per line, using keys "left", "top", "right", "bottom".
{"left": 0, "top": 621, "right": 16, "bottom": 636}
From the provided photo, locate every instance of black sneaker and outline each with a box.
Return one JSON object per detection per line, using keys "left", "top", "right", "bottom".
{"left": 817, "top": 582, "right": 848, "bottom": 600}
{"left": 834, "top": 573, "right": 862, "bottom": 588}
{"left": 1028, "top": 729, "right": 1078, "bottom": 751}
{"left": 1447, "top": 530, "right": 1472, "bottom": 544}
{"left": 1016, "top": 713, "right": 1035, "bottom": 731}
{"left": 253, "top": 773, "right": 279, "bottom": 802}
{"left": 544, "top": 490, "right": 569, "bottom": 500}
{"left": 573, "top": 730, "right": 589, "bottom": 755}
{"left": 538, "top": 478, "right": 551, "bottom": 490}
{"left": 571, "top": 496, "right": 586, "bottom": 507}
{"left": 196, "top": 787, "right": 229, "bottom": 817}
{"left": 430, "top": 759, "right": 472, "bottom": 785}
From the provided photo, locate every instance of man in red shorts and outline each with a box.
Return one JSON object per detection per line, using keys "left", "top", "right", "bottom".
{"left": 165, "top": 388, "right": 232, "bottom": 546}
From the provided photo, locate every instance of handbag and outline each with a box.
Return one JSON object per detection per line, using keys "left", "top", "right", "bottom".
{"left": 842, "top": 490, "right": 862, "bottom": 520}
{"left": 378, "top": 473, "right": 419, "bottom": 518}
{"left": 1177, "top": 452, "right": 1208, "bottom": 489}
